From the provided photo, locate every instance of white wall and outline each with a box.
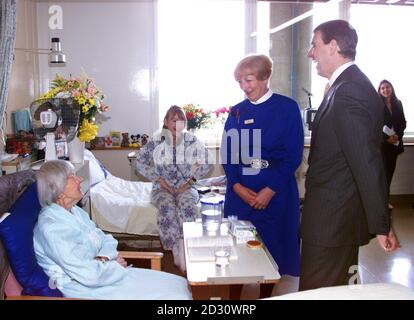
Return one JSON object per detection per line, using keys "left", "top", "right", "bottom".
{"left": 91, "top": 149, "right": 133, "bottom": 180}
{"left": 6, "top": 1, "right": 414, "bottom": 195}
{"left": 36, "top": 1, "right": 158, "bottom": 138}
{"left": 93, "top": 146, "right": 224, "bottom": 181}
{"left": 390, "top": 145, "right": 414, "bottom": 195}
{"left": 6, "top": 0, "right": 39, "bottom": 134}
{"left": 96, "top": 143, "right": 413, "bottom": 195}
{"left": 297, "top": 145, "right": 414, "bottom": 198}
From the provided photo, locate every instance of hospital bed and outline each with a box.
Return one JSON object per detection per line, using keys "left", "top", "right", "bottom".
{"left": 86, "top": 150, "right": 225, "bottom": 242}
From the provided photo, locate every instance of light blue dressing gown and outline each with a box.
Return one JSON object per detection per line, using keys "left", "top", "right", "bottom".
{"left": 33, "top": 203, "right": 192, "bottom": 300}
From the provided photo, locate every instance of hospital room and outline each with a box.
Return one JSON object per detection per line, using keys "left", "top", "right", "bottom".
{"left": 0, "top": 0, "right": 413, "bottom": 303}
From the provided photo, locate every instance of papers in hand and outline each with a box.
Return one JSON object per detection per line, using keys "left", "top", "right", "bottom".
{"left": 383, "top": 125, "right": 400, "bottom": 146}
{"left": 383, "top": 125, "right": 395, "bottom": 136}
{"left": 187, "top": 235, "right": 237, "bottom": 262}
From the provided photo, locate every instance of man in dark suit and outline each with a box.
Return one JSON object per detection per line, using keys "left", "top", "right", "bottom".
{"left": 299, "top": 20, "right": 400, "bottom": 291}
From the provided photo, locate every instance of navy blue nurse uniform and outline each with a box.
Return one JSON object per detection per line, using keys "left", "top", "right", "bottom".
{"left": 222, "top": 93, "right": 304, "bottom": 276}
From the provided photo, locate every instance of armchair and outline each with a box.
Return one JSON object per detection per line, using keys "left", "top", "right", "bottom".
{"left": 0, "top": 170, "right": 164, "bottom": 300}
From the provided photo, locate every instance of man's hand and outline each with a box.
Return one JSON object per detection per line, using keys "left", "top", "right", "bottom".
{"left": 376, "top": 228, "right": 400, "bottom": 252}
{"left": 250, "top": 187, "right": 276, "bottom": 210}
{"left": 233, "top": 183, "right": 257, "bottom": 206}
{"left": 387, "top": 134, "right": 399, "bottom": 145}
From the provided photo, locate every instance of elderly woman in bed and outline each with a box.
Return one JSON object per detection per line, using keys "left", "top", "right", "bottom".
{"left": 134, "top": 105, "right": 213, "bottom": 272}
{"left": 33, "top": 160, "right": 192, "bottom": 300}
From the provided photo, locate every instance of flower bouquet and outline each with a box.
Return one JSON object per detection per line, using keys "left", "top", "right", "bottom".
{"left": 182, "top": 103, "right": 212, "bottom": 130}
{"left": 37, "top": 73, "right": 109, "bottom": 142}
{"left": 213, "top": 107, "right": 230, "bottom": 125}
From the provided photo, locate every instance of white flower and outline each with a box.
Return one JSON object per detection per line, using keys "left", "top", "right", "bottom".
{"left": 55, "top": 91, "right": 71, "bottom": 99}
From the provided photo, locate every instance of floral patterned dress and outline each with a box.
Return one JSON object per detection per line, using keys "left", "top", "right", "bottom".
{"left": 134, "top": 131, "right": 213, "bottom": 251}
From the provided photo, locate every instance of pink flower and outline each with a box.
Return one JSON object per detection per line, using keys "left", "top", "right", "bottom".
{"left": 214, "top": 107, "right": 230, "bottom": 117}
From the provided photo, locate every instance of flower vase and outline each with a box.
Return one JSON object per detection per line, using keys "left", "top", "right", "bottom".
{"left": 68, "top": 136, "right": 85, "bottom": 164}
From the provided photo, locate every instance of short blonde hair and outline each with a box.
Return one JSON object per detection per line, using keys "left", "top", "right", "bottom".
{"left": 36, "top": 160, "right": 75, "bottom": 207}
{"left": 234, "top": 54, "right": 273, "bottom": 81}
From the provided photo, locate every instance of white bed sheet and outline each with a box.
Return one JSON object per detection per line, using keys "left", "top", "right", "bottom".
{"left": 265, "top": 283, "right": 414, "bottom": 300}
{"left": 90, "top": 176, "right": 159, "bottom": 236}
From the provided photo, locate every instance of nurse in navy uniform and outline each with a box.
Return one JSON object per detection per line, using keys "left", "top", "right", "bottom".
{"left": 221, "top": 54, "right": 304, "bottom": 284}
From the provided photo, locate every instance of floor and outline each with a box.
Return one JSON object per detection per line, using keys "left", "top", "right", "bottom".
{"left": 267, "top": 194, "right": 414, "bottom": 299}
{"left": 118, "top": 195, "right": 414, "bottom": 299}
{"left": 358, "top": 195, "right": 414, "bottom": 289}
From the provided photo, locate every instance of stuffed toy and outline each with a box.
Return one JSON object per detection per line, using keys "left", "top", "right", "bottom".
{"left": 129, "top": 134, "right": 141, "bottom": 148}
{"left": 141, "top": 134, "right": 149, "bottom": 146}
{"left": 121, "top": 133, "right": 130, "bottom": 147}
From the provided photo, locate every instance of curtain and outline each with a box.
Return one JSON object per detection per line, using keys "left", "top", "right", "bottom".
{"left": 0, "top": 0, "right": 17, "bottom": 131}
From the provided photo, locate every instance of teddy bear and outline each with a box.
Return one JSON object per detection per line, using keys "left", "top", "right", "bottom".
{"left": 121, "top": 132, "right": 130, "bottom": 147}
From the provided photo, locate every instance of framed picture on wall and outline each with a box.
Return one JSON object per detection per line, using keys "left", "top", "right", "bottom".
{"left": 110, "top": 131, "right": 121, "bottom": 147}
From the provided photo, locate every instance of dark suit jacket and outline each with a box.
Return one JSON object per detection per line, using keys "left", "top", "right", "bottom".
{"left": 301, "top": 65, "right": 390, "bottom": 247}
{"left": 383, "top": 99, "right": 406, "bottom": 155}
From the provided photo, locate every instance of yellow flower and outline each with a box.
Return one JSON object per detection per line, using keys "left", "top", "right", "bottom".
{"left": 77, "top": 97, "right": 86, "bottom": 105}
{"left": 36, "top": 73, "right": 110, "bottom": 142}
{"left": 78, "top": 119, "right": 98, "bottom": 142}
{"left": 39, "top": 87, "right": 60, "bottom": 100}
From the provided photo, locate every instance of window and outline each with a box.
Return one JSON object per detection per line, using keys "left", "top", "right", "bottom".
{"left": 310, "top": 2, "right": 414, "bottom": 135}
{"left": 310, "top": 2, "right": 340, "bottom": 111}
{"left": 350, "top": 4, "right": 414, "bottom": 134}
{"left": 158, "top": 0, "right": 245, "bottom": 143}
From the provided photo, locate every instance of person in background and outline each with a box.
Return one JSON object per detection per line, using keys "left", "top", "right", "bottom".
{"left": 33, "top": 160, "right": 192, "bottom": 300}
{"left": 378, "top": 79, "right": 406, "bottom": 209}
{"left": 300, "top": 19, "right": 399, "bottom": 291}
{"left": 135, "top": 105, "right": 213, "bottom": 273}
{"left": 221, "top": 54, "right": 304, "bottom": 296}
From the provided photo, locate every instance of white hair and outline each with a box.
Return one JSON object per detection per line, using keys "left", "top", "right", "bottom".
{"left": 36, "top": 160, "right": 75, "bottom": 207}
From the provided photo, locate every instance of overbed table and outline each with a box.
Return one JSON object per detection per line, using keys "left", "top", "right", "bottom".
{"left": 183, "top": 221, "right": 281, "bottom": 300}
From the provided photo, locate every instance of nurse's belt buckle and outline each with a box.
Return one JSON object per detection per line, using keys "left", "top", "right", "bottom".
{"left": 250, "top": 159, "right": 269, "bottom": 169}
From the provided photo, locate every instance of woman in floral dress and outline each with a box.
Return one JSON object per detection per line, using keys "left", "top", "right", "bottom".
{"left": 134, "top": 105, "right": 213, "bottom": 272}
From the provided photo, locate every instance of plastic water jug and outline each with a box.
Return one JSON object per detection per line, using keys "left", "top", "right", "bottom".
{"left": 200, "top": 196, "right": 224, "bottom": 234}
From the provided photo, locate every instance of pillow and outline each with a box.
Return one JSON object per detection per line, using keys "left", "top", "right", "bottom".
{"left": 84, "top": 149, "right": 111, "bottom": 186}
{"left": 0, "top": 182, "right": 62, "bottom": 297}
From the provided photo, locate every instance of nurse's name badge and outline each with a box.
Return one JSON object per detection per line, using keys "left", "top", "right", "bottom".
{"left": 244, "top": 118, "right": 254, "bottom": 125}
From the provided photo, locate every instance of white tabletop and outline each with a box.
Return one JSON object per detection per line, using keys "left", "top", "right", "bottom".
{"left": 183, "top": 221, "right": 281, "bottom": 285}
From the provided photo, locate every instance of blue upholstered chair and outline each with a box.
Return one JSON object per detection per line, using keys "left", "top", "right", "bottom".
{"left": 0, "top": 170, "right": 163, "bottom": 300}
